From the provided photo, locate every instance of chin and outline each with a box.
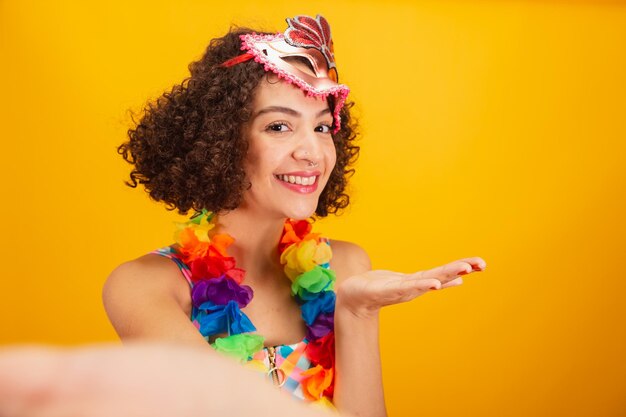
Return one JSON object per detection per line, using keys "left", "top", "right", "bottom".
{"left": 282, "top": 200, "right": 318, "bottom": 220}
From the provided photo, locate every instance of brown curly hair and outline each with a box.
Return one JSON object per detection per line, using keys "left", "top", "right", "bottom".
{"left": 118, "top": 27, "right": 360, "bottom": 218}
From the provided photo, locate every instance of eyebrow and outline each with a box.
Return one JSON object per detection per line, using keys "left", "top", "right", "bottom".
{"left": 252, "top": 106, "right": 331, "bottom": 119}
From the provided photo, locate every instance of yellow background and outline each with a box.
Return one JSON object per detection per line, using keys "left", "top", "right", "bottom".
{"left": 1, "top": 1, "right": 625, "bottom": 416}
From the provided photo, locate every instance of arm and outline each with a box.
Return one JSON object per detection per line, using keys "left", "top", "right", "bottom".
{"left": 331, "top": 241, "right": 487, "bottom": 417}
{"left": 0, "top": 343, "right": 348, "bottom": 417}
{"left": 331, "top": 241, "right": 386, "bottom": 417}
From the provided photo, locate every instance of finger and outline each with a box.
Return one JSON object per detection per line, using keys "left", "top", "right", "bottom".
{"left": 418, "top": 257, "right": 486, "bottom": 284}
{"left": 379, "top": 278, "right": 440, "bottom": 305}
{"left": 454, "top": 257, "right": 487, "bottom": 272}
{"left": 441, "top": 277, "right": 463, "bottom": 289}
{"left": 401, "top": 277, "right": 441, "bottom": 291}
{"left": 374, "top": 277, "right": 444, "bottom": 306}
{"left": 413, "top": 261, "right": 470, "bottom": 283}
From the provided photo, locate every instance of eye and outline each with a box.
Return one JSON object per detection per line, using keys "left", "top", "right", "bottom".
{"left": 315, "top": 123, "right": 333, "bottom": 134}
{"left": 265, "top": 122, "right": 291, "bottom": 133}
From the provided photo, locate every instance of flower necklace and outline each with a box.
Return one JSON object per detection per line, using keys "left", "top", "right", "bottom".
{"left": 173, "top": 210, "right": 336, "bottom": 401}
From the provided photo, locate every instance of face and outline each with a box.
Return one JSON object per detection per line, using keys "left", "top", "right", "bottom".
{"left": 241, "top": 76, "right": 337, "bottom": 220}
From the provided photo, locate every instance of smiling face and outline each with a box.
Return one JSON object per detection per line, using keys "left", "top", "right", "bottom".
{"left": 241, "top": 76, "right": 337, "bottom": 220}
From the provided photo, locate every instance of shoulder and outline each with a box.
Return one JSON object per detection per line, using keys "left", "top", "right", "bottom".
{"left": 103, "top": 254, "right": 191, "bottom": 315}
{"left": 328, "top": 239, "right": 371, "bottom": 282}
{"left": 107, "top": 253, "right": 182, "bottom": 278}
{"left": 103, "top": 254, "right": 206, "bottom": 343}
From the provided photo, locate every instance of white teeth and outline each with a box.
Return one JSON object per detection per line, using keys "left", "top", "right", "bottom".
{"left": 277, "top": 175, "right": 316, "bottom": 185}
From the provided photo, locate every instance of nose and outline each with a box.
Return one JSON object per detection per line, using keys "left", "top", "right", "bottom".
{"left": 292, "top": 128, "right": 322, "bottom": 167}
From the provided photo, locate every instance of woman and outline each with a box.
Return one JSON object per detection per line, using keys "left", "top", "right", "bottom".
{"left": 104, "top": 15, "right": 486, "bottom": 417}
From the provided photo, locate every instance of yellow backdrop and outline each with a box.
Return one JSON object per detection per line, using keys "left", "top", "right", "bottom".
{"left": 1, "top": 1, "right": 625, "bottom": 416}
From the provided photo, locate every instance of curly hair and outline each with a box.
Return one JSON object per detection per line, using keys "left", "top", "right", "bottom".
{"left": 118, "top": 27, "right": 360, "bottom": 218}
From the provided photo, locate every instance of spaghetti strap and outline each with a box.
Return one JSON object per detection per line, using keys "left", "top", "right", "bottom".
{"left": 151, "top": 246, "right": 193, "bottom": 287}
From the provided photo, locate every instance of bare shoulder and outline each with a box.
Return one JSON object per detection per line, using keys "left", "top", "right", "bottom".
{"left": 329, "top": 239, "right": 372, "bottom": 282}
{"left": 103, "top": 254, "right": 193, "bottom": 339}
{"left": 104, "top": 254, "right": 189, "bottom": 304}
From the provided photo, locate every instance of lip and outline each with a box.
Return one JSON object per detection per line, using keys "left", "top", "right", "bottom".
{"left": 276, "top": 170, "right": 322, "bottom": 177}
{"left": 274, "top": 171, "right": 321, "bottom": 194}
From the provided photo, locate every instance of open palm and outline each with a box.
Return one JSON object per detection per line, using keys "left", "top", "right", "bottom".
{"left": 336, "top": 257, "right": 486, "bottom": 316}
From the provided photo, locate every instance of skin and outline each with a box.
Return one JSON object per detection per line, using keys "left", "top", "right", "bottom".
{"left": 0, "top": 344, "right": 339, "bottom": 417}
{"left": 240, "top": 73, "right": 337, "bottom": 222}
{"left": 0, "top": 76, "right": 486, "bottom": 416}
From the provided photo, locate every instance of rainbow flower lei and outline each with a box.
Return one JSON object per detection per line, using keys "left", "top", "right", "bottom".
{"left": 174, "top": 210, "right": 337, "bottom": 401}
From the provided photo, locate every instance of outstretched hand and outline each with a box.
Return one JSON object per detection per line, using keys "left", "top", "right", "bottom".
{"left": 0, "top": 344, "right": 332, "bottom": 417}
{"left": 336, "top": 257, "right": 486, "bottom": 318}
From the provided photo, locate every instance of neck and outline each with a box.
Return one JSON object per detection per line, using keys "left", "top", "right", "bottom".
{"left": 213, "top": 207, "right": 287, "bottom": 281}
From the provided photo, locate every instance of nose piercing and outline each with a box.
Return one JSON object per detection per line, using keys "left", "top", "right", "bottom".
{"left": 302, "top": 150, "right": 318, "bottom": 167}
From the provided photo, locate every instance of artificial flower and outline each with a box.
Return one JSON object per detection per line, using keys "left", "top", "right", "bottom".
{"left": 279, "top": 219, "right": 319, "bottom": 253}
{"left": 212, "top": 333, "right": 265, "bottom": 363}
{"left": 207, "top": 233, "right": 234, "bottom": 258}
{"left": 291, "top": 266, "right": 335, "bottom": 299}
{"left": 306, "top": 312, "right": 334, "bottom": 340}
{"left": 191, "top": 276, "right": 253, "bottom": 308}
{"left": 281, "top": 240, "right": 332, "bottom": 280}
{"left": 174, "top": 209, "right": 236, "bottom": 264}
{"left": 301, "top": 364, "right": 334, "bottom": 401}
{"left": 176, "top": 227, "right": 211, "bottom": 261}
{"left": 174, "top": 210, "right": 215, "bottom": 243}
{"left": 305, "top": 331, "right": 334, "bottom": 369}
{"left": 301, "top": 291, "right": 336, "bottom": 325}
{"left": 196, "top": 300, "right": 256, "bottom": 336}
{"left": 189, "top": 255, "right": 245, "bottom": 284}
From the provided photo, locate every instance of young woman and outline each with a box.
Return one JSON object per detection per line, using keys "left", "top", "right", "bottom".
{"left": 104, "top": 15, "right": 486, "bottom": 417}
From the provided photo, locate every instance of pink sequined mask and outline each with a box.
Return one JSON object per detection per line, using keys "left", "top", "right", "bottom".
{"left": 222, "top": 15, "right": 349, "bottom": 133}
